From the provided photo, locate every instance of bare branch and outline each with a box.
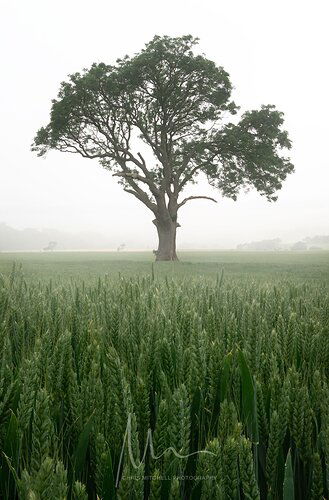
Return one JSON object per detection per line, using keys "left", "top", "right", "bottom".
{"left": 178, "top": 195, "right": 217, "bottom": 209}
{"left": 115, "top": 158, "right": 159, "bottom": 214}
{"left": 112, "top": 170, "right": 156, "bottom": 190}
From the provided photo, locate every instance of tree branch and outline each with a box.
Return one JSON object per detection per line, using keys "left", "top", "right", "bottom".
{"left": 178, "top": 195, "right": 217, "bottom": 208}
{"left": 112, "top": 171, "right": 154, "bottom": 189}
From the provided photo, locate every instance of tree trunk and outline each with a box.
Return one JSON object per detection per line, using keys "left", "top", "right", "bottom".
{"left": 153, "top": 217, "right": 179, "bottom": 261}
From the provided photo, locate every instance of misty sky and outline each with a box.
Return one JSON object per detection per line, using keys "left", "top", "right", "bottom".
{"left": 1, "top": 0, "right": 328, "bottom": 249}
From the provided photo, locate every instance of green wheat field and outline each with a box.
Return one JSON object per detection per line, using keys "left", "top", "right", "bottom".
{"left": 0, "top": 251, "right": 328, "bottom": 499}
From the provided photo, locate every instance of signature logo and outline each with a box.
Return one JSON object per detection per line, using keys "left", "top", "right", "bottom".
{"left": 116, "top": 413, "right": 216, "bottom": 487}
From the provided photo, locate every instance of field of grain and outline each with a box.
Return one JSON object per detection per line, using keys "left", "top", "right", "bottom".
{"left": 0, "top": 252, "right": 328, "bottom": 499}
{"left": 1, "top": 250, "right": 328, "bottom": 283}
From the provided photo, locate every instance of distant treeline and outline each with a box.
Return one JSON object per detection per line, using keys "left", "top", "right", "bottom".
{"left": 1, "top": 222, "right": 328, "bottom": 252}
{"left": 0, "top": 223, "right": 116, "bottom": 251}
{"left": 237, "top": 236, "right": 329, "bottom": 251}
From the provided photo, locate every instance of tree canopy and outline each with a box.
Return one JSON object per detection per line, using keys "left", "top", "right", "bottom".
{"left": 33, "top": 35, "right": 294, "bottom": 259}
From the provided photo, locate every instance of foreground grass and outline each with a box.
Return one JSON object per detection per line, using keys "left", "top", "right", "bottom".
{"left": 0, "top": 260, "right": 328, "bottom": 499}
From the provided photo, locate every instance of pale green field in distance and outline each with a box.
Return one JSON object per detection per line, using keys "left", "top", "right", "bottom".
{"left": 0, "top": 250, "right": 328, "bottom": 283}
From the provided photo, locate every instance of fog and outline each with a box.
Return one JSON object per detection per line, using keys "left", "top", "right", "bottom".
{"left": 1, "top": 0, "right": 328, "bottom": 250}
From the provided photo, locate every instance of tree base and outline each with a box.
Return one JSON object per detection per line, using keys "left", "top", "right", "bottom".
{"left": 153, "top": 217, "right": 178, "bottom": 262}
{"left": 155, "top": 253, "right": 179, "bottom": 262}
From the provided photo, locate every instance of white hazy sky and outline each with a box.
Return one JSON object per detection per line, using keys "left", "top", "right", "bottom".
{"left": 0, "top": 0, "right": 328, "bottom": 249}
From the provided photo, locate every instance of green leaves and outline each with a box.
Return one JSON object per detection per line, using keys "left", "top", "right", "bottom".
{"left": 238, "top": 350, "right": 259, "bottom": 443}
{"left": 1, "top": 412, "right": 20, "bottom": 498}
{"left": 220, "top": 351, "right": 233, "bottom": 403}
{"left": 72, "top": 414, "right": 94, "bottom": 480}
{"left": 283, "top": 450, "right": 294, "bottom": 500}
{"left": 205, "top": 105, "right": 294, "bottom": 202}
{"left": 32, "top": 35, "right": 293, "bottom": 226}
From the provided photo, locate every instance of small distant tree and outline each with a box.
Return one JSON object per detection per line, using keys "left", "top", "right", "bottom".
{"left": 291, "top": 241, "right": 307, "bottom": 251}
{"left": 33, "top": 35, "right": 294, "bottom": 260}
{"left": 117, "top": 243, "right": 126, "bottom": 252}
{"left": 237, "top": 238, "right": 282, "bottom": 251}
{"left": 43, "top": 241, "right": 57, "bottom": 251}
{"left": 303, "top": 235, "right": 329, "bottom": 248}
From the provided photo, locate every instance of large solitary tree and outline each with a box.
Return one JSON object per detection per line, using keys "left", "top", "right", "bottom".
{"left": 33, "top": 35, "right": 294, "bottom": 260}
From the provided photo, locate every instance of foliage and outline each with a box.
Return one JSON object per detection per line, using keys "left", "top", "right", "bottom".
{"left": 0, "top": 265, "right": 328, "bottom": 498}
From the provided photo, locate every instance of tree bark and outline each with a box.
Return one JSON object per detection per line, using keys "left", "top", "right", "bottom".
{"left": 153, "top": 216, "right": 179, "bottom": 261}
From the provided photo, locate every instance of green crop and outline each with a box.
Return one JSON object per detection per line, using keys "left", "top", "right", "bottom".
{"left": 0, "top": 264, "right": 328, "bottom": 498}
